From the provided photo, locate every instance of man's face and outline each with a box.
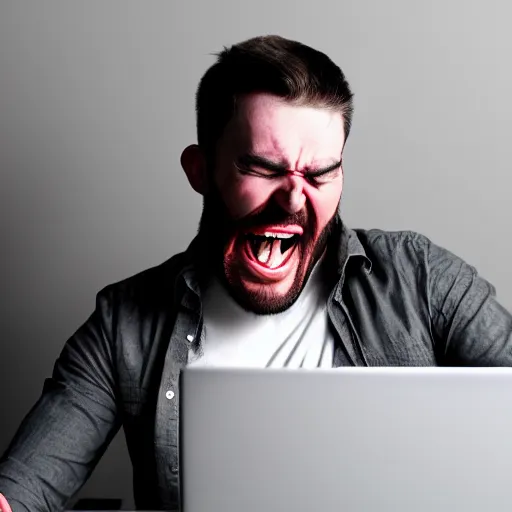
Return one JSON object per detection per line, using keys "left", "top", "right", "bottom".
{"left": 199, "top": 93, "right": 345, "bottom": 314}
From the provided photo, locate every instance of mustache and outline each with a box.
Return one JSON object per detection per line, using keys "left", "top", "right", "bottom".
{"left": 199, "top": 185, "right": 314, "bottom": 240}
{"left": 233, "top": 201, "right": 310, "bottom": 233}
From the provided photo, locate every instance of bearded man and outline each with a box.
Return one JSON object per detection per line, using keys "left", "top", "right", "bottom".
{"left": 1, "top": 35, "right": 512, "bottom": 512}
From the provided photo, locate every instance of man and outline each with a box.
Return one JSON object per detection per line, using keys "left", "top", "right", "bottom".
{"left": 1, "top": 34, "right": 512, "bottom": 511}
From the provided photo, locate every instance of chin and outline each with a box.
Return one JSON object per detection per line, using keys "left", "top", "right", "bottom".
{"left": 222, "top": 256, "right": 308, "bottom": 315}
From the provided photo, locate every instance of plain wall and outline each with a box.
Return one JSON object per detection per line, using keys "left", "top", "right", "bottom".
{"left": 1, "top": 0, "right": 511, "bottom": 508}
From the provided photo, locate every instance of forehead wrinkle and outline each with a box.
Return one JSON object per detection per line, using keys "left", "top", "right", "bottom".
{"left": 239, "top": 131, "right": 287, "bottom": 167}
{"left": 267, "top": 123, "right": 342, "bottom": 172}
{"left": 264, "top": 134, "right": 332, "bottom": 172}
{"left": 263, "top": 133, "right": 291, "bottom": 166}
{"left": 248, "top": 137, "right": 341, "bottom": 172}
{"left": 231, "top": 93, "right": 345, "bottom": 170}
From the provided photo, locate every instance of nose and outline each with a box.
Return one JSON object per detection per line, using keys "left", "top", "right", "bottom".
{"left": 273, "top": 175, "right": 307, "bottom": 214}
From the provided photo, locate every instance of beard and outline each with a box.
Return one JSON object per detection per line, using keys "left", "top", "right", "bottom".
{"left": 196, "top": 182, "right": 338, "bottom": 315}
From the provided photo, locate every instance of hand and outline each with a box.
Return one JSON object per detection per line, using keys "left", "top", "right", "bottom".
{"left": 0, "top": 493, "right": 13, "bottom": 512}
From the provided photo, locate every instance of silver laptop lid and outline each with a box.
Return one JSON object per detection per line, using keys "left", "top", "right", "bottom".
{"left": 180, "top": 367, "right": 512, "bottom": 512}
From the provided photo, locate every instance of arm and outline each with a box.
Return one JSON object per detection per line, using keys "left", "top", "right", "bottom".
{"left": 424, "top": 236, "right": 512, "bottom": 365}
{"left": 0, "top": 288, "right": 122, "bottom": 511}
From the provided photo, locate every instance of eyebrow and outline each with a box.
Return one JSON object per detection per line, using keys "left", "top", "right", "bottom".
{"left": 237, "top": 153, "right": 342, "bottom": 175}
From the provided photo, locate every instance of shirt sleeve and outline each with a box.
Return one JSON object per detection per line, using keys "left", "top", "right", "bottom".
{"left": 0, "top": 288, "right": 122, "bottom": 511}
{"left": 423, "top": 235, "right": 512, "bottom": 365}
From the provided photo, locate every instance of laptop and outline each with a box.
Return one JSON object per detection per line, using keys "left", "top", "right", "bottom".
{"left": 179, "top": 367, "right": 512, "bottom": 512}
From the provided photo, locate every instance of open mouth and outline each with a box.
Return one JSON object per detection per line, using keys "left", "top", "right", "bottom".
{"left": 244, "top": 231, "right": 301, "bottom": 270}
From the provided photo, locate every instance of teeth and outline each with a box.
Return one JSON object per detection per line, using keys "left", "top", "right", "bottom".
{"left": 250, "top": 232, "right": 299, "bottom": 268}
{"left": 262, "top": 232, "right": 295, "bottom": 239}
{"left": 257, "top": 240, "right": 272, "bottom": 263}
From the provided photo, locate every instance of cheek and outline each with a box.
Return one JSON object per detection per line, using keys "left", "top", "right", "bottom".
{"left": 217, "top": 176, "right": 274, "bottom": 220}
{"left": 311, "top": 186, "right": 343, "bottom": 230}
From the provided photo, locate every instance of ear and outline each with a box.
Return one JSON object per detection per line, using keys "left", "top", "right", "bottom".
{"left": 181, "top": 144, "right": 208, "bottom": 195}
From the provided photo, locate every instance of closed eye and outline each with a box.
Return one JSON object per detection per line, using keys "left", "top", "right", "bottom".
{"left": 234, "top": 159, "right": 342, "bottom": 184}
{"left": 305, "top": 165, "right": 342, "bottom": 185}
{"left": 234, "top": 163, "right": 285, "bottom": 179}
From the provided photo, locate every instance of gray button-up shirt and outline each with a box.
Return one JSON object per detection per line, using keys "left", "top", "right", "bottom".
{"left": 1, "top": 218, "right": 512, "bottom": 511}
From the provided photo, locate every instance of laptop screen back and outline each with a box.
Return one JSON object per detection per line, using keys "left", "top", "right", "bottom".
{"left": 180, "top": 367, "right": 512, "bottom": 512}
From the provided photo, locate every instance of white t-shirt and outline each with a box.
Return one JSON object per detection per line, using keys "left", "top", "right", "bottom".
{"left": 188, "top": 257, "right": 334, "bottom": 369}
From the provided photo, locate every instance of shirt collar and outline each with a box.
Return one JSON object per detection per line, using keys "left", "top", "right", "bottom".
{"left": 333, "top": 215, "right": 373, "bottom": 276}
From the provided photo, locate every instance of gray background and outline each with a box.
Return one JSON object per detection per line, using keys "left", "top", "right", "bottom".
{"left": 1, "top": 0, "right": 511, "bottom": 508}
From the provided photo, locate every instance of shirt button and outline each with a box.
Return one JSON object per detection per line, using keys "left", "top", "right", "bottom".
{"left": 186, "top": 334, "right": 194, "bottom": 342}
{"left": 165, "top": 390, "right": 175, "bottom": 400}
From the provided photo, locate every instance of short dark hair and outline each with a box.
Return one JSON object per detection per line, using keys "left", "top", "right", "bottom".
{"left": 195, "top": 35, "right": 354, "bottom": 162}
